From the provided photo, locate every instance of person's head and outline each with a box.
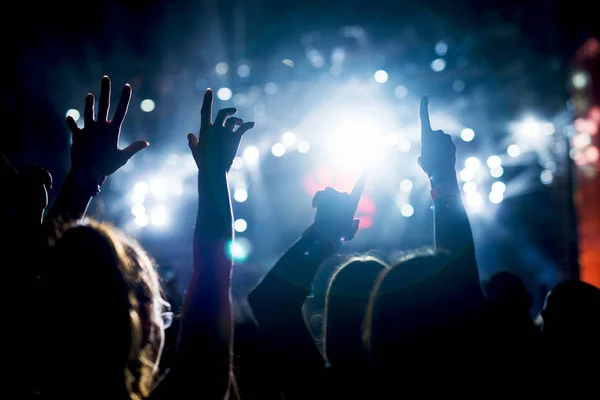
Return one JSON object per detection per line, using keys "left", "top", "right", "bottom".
{"left": 364, "top": 248, "right": 486, "bottom": 380}
{"left": 541, "top": 280, "right": 600, "bottom": 340}
{"left": 323, "top": 255, "right": 388, "bottom": 368}
{"left": 484, "top": 271, "right": 532, "bottom": 315}
{"left": 40, "top": 219, "right": 168, "bottom": 399}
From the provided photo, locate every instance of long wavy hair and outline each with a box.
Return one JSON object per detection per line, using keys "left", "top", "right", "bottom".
{"left": 44, "top": 218, "right": 166, "bottom": 399}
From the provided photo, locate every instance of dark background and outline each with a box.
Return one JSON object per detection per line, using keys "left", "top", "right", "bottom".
{"left": 2, "top": 0, "right": 597, "bottom": 315}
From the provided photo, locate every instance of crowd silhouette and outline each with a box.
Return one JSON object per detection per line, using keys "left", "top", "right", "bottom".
{"left": 3, "top": 74, "right": 600, "bottom": 400}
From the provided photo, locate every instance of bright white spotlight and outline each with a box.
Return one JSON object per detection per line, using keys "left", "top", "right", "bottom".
{"left": 431, "top": 58, "right": 446, "bottom": 72}
{"left": 490, "top": 167, "right": 504, "bottom": 178}
{"left": 234, "top": 189, "right": 248, "bottom": 203}
{"left": 487, "top": 155, "right": 502, "bottom": 169}
{"left": 297, "top": 141, "right": 311, "bottom": 153}
{"left": 243, "top": 146, "right": 259, "bottom": 164}
{"left": 66, "top": 109, "right": 80, "bottom": 121}
{"left": 234, "top": 219, "right": 247, "bottom": 233}
{"left": 140, "top": 99, "right": 155, "bottom": 112}
{"left": 169, "top": 181, "right": 184, "bottom": 197}
{"left": 134, "top": 181, "right": 149, "bottom": 195}
{"left": 397, "top": 137, "right": 411, "bottom": 153}
{"left": 507, "top": 144, "right": 521, "bottom": 158}
{"left": 132, "top": 192, "right": 145, "bottom": 204}
{"left": 489, "top": 191, "right": 503, "bottom": 204}
{"left": 459, "top": 168, "right": 474, "bottom": 182}
{"left": 400, "top": 204, "right": 414, "bottom": 217}
{"left": 586, "top": 146, "right": 600, "bottom": 163}
{"left": 131, "top": 204, "right": 145, "bottom": 217}
{"left": 540, "top": 170, "right": 553, "bottom": 185}
{"left": 465, "top": 157, "right": 481, "bottom": 170}
{"left": 466, "top": 192, "right": 483, "bottom": 208}
{"left": 325, "top": 114, "right": 387, "bottom": 171}
{"left": 572, "top": 71, "right": 588, "bottom": 89}
{"left": 215, "top": 61, "right": 229, "bottom": 75}
{"left": 573, "top": 133, "right": 591, "bottom": 149}
{"left": 271, "top": 143, "right": 286, "bottom": 157}
{"left": 461, "top": 128, "right": 475, "bottom": 142}
{"left": 217, "top": 87, "right": 233, "bottom": 101}
{"left": 150, "top": 206, "right": 168, "bottom": 226}
{"left": 463, "top": 181, "right": 477, "bottom": 194}
{"left": 135, "top": 214, "right": 150, "bottom": 227}
{"left": 543, "top": 122, "right": 555, "bottom": 135}
{"left": 374, "top": 70, "right": 388, "bottom": 83}
{"left": 282, "top": 132, "right": 297, "bottom": 146}
{"left": 400, "top": 179, "right": 413, "bottom": 192}
{"left": 491, "top": 181, "right": 506, "bottom": 194}
{"left": 231, "top": 156, "right": 244, "bottom": 170}
{"left": 150, "top": 179, "right": 168, "bottom": 200}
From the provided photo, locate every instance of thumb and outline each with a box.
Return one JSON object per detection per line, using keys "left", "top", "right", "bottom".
{"left": 187, "top": 133, "right": 199, "bottom": 151}
{"left": 122, "top": 140, "right": 149, "bottom": 160}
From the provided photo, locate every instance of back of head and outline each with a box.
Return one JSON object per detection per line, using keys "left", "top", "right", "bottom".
{"left": 323, "top": 256, "right": 388, "bottom": 368}
{"left": 365, "top": 249, "right": 487, "bottom": 390}
{"left": 40, "top": 219, "right": 165, "bottom": 399}
{"left": 542, "top": 280, "right": 600, "bottom": 340}
{"left": 485, "top": 271, "right": 532, "bottom": 313}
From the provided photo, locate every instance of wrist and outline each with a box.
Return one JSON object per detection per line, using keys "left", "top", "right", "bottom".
{"left": 430, "top": 178, "right": 460, "bottom": 201}
{"left": 302, "top": 224, "right": 343, "bottom": 254}
{"left": 66, "top": 168, "right": 105, "bottom": 196}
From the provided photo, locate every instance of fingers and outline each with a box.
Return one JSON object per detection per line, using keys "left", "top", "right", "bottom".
{"left": 66, "top": 116, "right": 79, "bottom": 134}
{"left": 235, "top": 121, "right": 255, "bottom": 137}
{"left": 350, "top": 169, "right": 370, "bottom": 209}
{"left": 98, "top": 76, "right": 111, "bottom": 122}
{"left": 215, "top": 108, "right": 237, "bottom": 127}
{"left": 420, "top": 95, "right": 432, "bottom": 135}
{"left": 200, "top": 89, "right": 213, "bottom": 133}
{"left": 112, "top": 84, "right": 132, "bottom": 127}
{"left": 84, "top": 93, "right": 94, "bottom": 124}
{"left": 122, "top": 140, "right": 149, "bottom": 161}
{"left": 187, "top": 133, "right": 199, "bottom": 151}
{"left": 312, "top": 187, "right": 341, "bottom": 208}
{"left": 225, "top": 117, "right": 244, "bottom": 129}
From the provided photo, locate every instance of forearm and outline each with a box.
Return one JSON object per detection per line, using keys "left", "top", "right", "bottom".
{"left": 249, "top": 225, "right": 339, "bottom": 318}
{"left": 431, "top": 176, "right": 479, "bottom": 283}
{"left": 176, "top": 169, "right": 233, "bottom": 398}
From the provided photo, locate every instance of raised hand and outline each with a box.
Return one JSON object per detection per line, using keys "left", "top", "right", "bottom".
{"left": 311, "top": 170, "right": 369, "bottom": 242}
{"left": 66, "top": 76, "right": 148, "bottom": 178}
{"left": 187, "top": 89, "right": 255, "bottom": 173}
{"left": 419, "top": 95, "right": 456, "bottom": 182}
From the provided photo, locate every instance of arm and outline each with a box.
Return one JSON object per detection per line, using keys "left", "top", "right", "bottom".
{"left": 419, "top": 95, "right": 479, "bottom": 285}
{"left": 172, "top": 89, "right": 254, "bottom": 400}
{"left": 248, "top": 179, "right": 366, "bottom": 399}
{"left": 248, "top": 225, "right": 338, "bottom": 362}
{"left": 44, "top": 76, "right": 148, "bottom": 223}
{"left": 45, "top": 169, "right": 101, "bottom": 221}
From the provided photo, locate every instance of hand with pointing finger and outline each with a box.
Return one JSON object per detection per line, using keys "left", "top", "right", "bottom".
{"left": 311, "top": 171, "right": 369, "bottom": 242}
{"left": 67, "top": 76, "right": 148, "bottom": 180}
{"left": 187, "top": 89, "right": 255, "bottom": 173}
{"left": 419, "top": 95, "right": 457, "bottom": 185}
